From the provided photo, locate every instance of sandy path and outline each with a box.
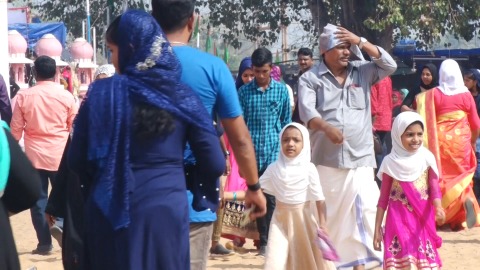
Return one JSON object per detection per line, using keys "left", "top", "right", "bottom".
{"left": 10, "top": 210, "right": 480, "bottom": 269}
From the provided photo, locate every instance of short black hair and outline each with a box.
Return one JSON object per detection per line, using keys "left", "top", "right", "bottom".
{"left": 34, "top": 56, "right": 56, "bottom": 80}
{"left": 298, "top": 47, "right": 313, "bottom": 58}
{"left": 251, "top": 48, "right": 272, "bottom": 67}
{"left": 151, "top": 0, "right": 195, "bottom": 33}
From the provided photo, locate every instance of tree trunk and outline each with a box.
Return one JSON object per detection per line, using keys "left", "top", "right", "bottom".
{"left": 307, "top": 0, "right": 329, "bottom": 38}
{"left": 370, "top": 25, "right": 394, "bottom": 52}
{"left": 308, "top": 0, "right": 394, "bottom": 53}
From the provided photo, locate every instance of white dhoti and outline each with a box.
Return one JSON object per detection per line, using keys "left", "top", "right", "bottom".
{"left": 316, "top": 165, "right": 382, "bottom": 269}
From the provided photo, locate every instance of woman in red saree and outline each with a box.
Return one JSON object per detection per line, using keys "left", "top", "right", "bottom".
{"left": 416, "top": 59, "right": 480, "bottom": 230}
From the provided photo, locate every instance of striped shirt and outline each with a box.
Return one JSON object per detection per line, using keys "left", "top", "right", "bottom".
{"left": 238, "top": 79, "right": 291, "bottom": 172}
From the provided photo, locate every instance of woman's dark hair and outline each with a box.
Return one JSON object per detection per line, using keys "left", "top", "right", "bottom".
{"left": 107, "top": 15, "right": 176, "bottom": 138}
{"left": 464, "top": 70, "right": 475, "bottom": 80}
{"left": 106, "top": 15, "right": 121, "bottom": 45}
{"left": 464, "top": 69, "right": 480, "bottom": 89}
{"left": 407, "top": 120, "right": 424, "bottom": 131}
{"left": 133, "top": 102, "right": 176, "bottom": 139}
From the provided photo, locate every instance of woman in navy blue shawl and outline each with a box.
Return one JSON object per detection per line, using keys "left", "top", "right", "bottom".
{"left": 235, "top": 57, "right": 253, "bottom": 90}
{"left": 68, "top": 10, "right": 225, "bottom": 270}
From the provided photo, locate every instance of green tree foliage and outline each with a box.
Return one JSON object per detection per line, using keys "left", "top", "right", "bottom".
{"left": 199, "top": 0, "right": 480, "bottom": 50}
{"left": 31, "top": 0, "right": 149, "bottom": 41}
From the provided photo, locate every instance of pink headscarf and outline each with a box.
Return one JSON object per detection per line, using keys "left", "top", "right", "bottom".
{"left": 392, "top": 91, "right": 402, "bottom": 107}
{"left": 271, "top": 65, "right": 282, "bottom": 82}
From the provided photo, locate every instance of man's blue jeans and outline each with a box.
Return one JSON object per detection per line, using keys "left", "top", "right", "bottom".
{"left": 30, "top": 169, "right": 62, "bottom": 249}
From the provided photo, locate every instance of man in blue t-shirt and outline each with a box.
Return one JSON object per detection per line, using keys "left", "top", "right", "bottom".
{"left": 152, "top": 1, "right": 266, "bottom": 269}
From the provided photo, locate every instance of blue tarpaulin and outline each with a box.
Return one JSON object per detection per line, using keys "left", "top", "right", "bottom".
{"left": 394, "top": 48, "right": 480, "bottom": 57}
{"left": 8, "top": 23, "right": 67, "bottom": 50}
{"left": 393, "top": 39, "right": 480, "bottom": 57}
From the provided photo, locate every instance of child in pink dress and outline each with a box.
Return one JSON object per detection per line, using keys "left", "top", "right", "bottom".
{"left": 374, "top": 111, "right": 445, "bottom": 269}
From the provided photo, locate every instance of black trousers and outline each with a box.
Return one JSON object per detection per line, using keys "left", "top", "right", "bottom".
{"left": 374, "top": 131, "right": 389, "bottom": 189}
{"left": 256, "top": 168, "right": 276, "bottom": 247}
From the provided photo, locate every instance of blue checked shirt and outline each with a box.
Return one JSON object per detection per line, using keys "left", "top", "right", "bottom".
{"left": 238, "top": 79, "right": 292, "bottom": 172}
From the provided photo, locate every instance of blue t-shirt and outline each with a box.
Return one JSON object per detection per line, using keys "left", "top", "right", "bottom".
{"left": 174, "top": 46, "right": 242, "bottom": 223}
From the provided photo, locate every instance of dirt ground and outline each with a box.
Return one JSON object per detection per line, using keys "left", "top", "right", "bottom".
{"left": 10, "top": 210, "right": 480, "bottom": 270}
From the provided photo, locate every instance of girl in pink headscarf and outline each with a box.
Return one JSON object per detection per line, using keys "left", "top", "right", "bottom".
{"left": 271, "top": 65, "right": 294, "bottom": 111}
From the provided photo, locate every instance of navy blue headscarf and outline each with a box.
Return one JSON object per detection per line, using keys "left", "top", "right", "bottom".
{"left": 420, "top": 63, "right": 439, "bottom": 90}
{"left": 469, "top": 69, "right": 480, "bottom": 89}
{"left": 72, "top": 10, "right": 215, "bottom": 230}
{"left": 235, "top": 57, "right": 252, "bottom": 90}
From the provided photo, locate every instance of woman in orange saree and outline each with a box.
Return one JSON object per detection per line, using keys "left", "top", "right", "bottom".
{"left": 416, "top": 59, "right": 480, "bottom": 230}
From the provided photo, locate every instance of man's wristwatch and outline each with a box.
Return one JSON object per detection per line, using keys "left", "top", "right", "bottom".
{"left": 358, "top": 37, "right": 367, "bottom": 50}
{"left": 247, "top": 182, "right": 261, "bottom": 192}
{"left": 224, "top": 150, "right": 230, "bottom": 157}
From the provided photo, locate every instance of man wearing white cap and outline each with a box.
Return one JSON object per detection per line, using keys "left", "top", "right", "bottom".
{"left": 298, "top": 24, "right": 397, "bottom": 270}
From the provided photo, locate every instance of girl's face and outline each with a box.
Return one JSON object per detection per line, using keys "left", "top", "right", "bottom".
{"left": 392, "top": 94, "right": 399, "bottom": 104}
{"left": 241, "top": 68, "right": 255, "bottom": 84}
{"left": 464, "top": 75, "right": 477, "bottom": 91}
{"left": 95, "top": 73, "right": 109, "bottom": 80}
{"left": 401, "top": 123, "right": 423, "bottom": 152}
{"left": 281, "top": 127, "right": 304, "bottom": 158}
{"left": 107, "top": 41, "right": 120, "bottom": 74}
{"left": 421, "top": 68, "right": 433, "bottom": 86}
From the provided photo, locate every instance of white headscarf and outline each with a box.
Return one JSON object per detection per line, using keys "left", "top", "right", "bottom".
{"left": 94, "top": 64, "right": 116, "bottom": 79}
{"left": 377, "top": 112, "right": 438, "bottom": 182}
{"left": 437, "top": 59, "right": 469, "bottom": 96}
{"left": 272, "top": 123, "right": 311, "bottom": 180}
{"left": 319, "top": 23, "right": 364, "bottom": 61}
{"left": 260, "top": 123, "right": 318, "bottom": 197}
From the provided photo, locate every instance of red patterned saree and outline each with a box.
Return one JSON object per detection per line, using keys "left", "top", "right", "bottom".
{"left": 416, "top": 89, "right": 480, "bottom": 229}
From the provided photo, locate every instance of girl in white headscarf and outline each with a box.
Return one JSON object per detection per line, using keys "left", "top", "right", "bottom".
{"left": 415, "top": 59, "right": 480, "bottom": 230}
{"left": 374, "top": 111, "right": 444, "bottom": 269}
{"left": 94, "top": 64, "right": 116, "bottom": 80}
{"left": 260, "top": 123, "right": 335, "bottom": 270}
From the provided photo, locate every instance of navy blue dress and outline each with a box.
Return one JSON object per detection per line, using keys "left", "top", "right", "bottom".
{"left": 71, "top": 119, "right": 224, "bottom": 270}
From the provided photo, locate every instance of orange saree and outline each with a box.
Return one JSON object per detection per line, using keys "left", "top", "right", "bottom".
{"left": 417, "top": 89, "right": 480, "bottom": 229}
